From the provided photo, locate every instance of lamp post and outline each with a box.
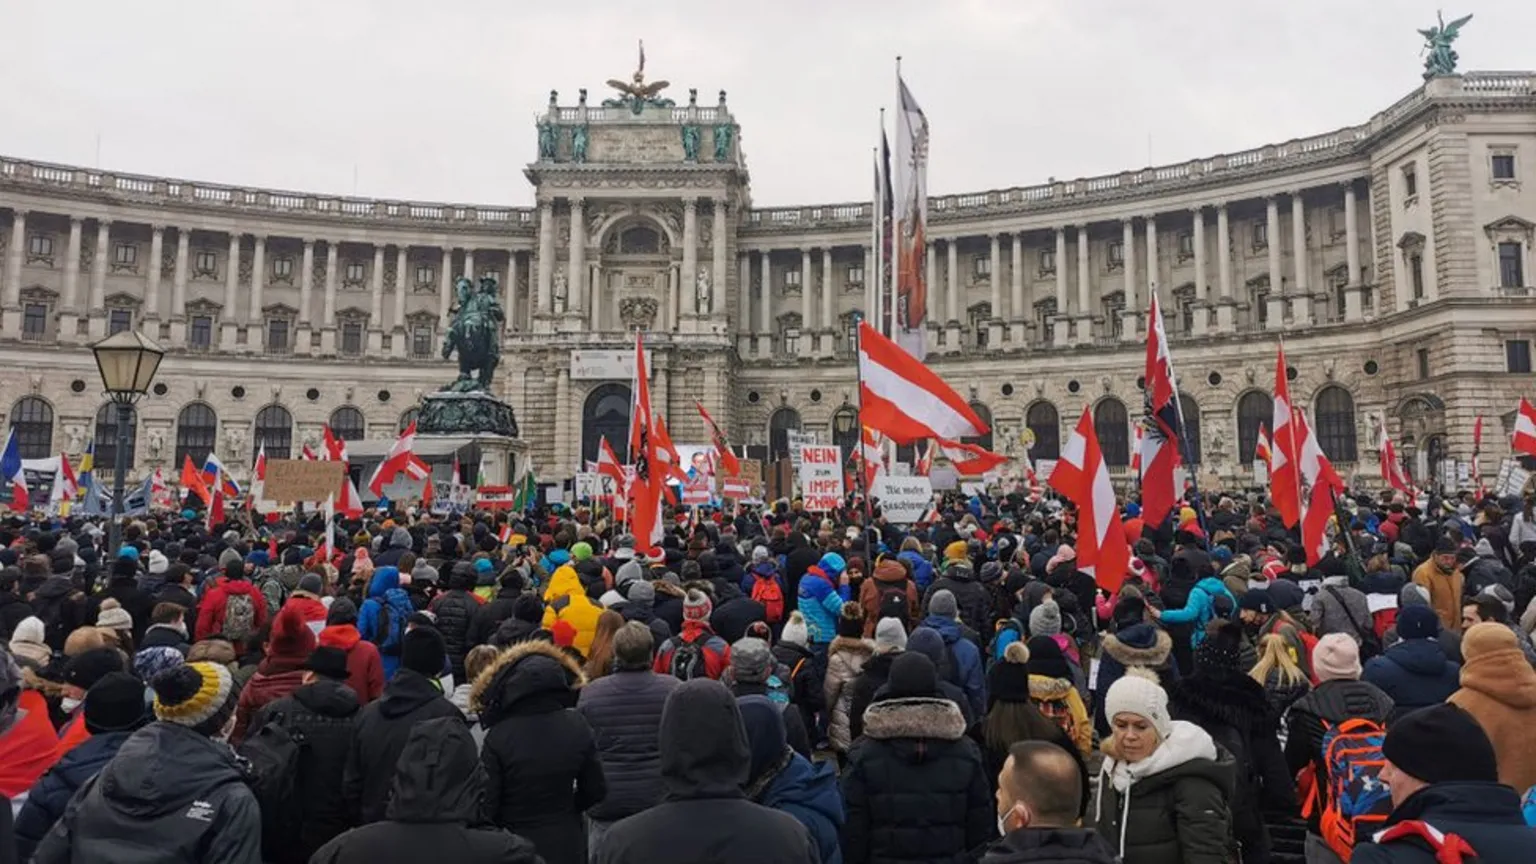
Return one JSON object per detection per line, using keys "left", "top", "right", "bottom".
{"left": 89, "top": 331, "right": 165, "bottom": 556}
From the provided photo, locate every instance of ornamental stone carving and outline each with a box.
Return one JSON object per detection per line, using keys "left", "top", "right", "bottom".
{"left": 224, "top": 426, "right": 245, "bottom": 460}
{"left": 146, "top": 428, "right": 165, "bottom": 459}
{"left": 65, "top": 425, "right": 86, "bottom": 455}
{"left": 619, "top": 296, "right": 658, "bottom": 329}
{"left": 694, "top": 267, "right": 712, "bottom": 314}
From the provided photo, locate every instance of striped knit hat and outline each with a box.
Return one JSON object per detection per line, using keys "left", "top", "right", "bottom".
{"left": 150, "top": 661, "right": 236, "bottom": 736}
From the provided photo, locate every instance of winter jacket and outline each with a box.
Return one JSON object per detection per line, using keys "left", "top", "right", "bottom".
{"left": 1156, "top": 577, "right": 1234, "bottom": 647}
{"left": 1029, "top": 675, "right": 1092, "bottom": 758}
{"left": 978, "top": 828, "right": 1119, "bottom": 864}
{"left": 470, "top": 640, "right": 606, "bottom": 864}
{"left": 13, "top": 729, "right": 137, "bottom": 861}
{"left": 1093, "top": 721, "right": 1236, "bottom": 864}
{"left": 923, "top": 565, "right": 995, "bottom": 639}
{"left": 541, "top": 565, "right": 602, "bottom": 656}
{"left": 1410, "top": 559, "right": 1465, "bottom": 634}
{"left": 356, "top": 566, "right": 415, "bottom": 680}
{"left": 1093, "top": 624, "right": 1178, "bottom": 737}
{"left": 1350, "top": 782, "right": 1536, "bottom": 863}
{"left": 428, "top": 588, "right": 480, "bottom": 680}
{"left": 1311, "top": 580, "right": 1374, "bottom": 645}
{"left": 256, "top": 563, "right": 305, "bottom": 612}
{"left": 1283, "top": 678, "right": 1394, "bottom": 833}
{"left": 847, "top": 651, "right": 898, "bottom": 742}
{"left": 466, "top": 586, "right": 521, "bottom": 648}
{"left": 343, "top": 668, "right": 463, "bottom": 825}
{"left": 139, "top": 623, "right": 190, "bottom": 655}
{"left": 1363, "top": 638, "right": 1461, "bottom": 721}
{"left": 840, "top": 695, "right": 994, "bottom": 863}
{"left": 859, "top": 560, "right": 920, "bottom": 633}
{"left": 0, "top": 591, "right": 32, "bottom": 642}
{"left": 154, "top": 583, "right": 199, "bottom": 632}
{"left": 194, "top": 576, "right": 270, "bottom": 642}
{"left": 654, "top": 621, "right": 731, "bottom": 681}
{"left": 30, "top": 722, "right": 262, "bottom": 864}
{"left": 29, "top": 576, "right": 87, "bottom": 652}
{"left": 311, "top": 717, "right": 543, "bottom": 864}
{"left": 825, "top": 636, "right": 875, "bottom": 753}
{"left": 920, "top": 614, "right": 987, "bottom": 720}
{"left": 780, "top": 534, "right": 823, "bottom": 609}
{"left": 591, "top": 679, "right": 818, "bottom": 864}
{"left": 248, "top": 678, "right": 360, "bottom": 862}
{"left": 1448, "top": 640, "right": 1536, "bottom": 792}
{"left": 369, "top": 526, "right": 414, "bottom": 571}
{"left": 710, "top": 595, "right": 768, "bottom": 644}
{"left": 318, "top": 624, "right": 385, "bottom": 705}
{"left": 797, "top": 566, "right": 850, "bottom": 644}
{"left": 899, "top": 550, "right": 937, "bottom": 594}
{"left": 577, "top": 665, "right": 680, "bottom": 821}
{"left": 88, "top": 576, "right": 156, "bottom": 644}
{"left": 0, "top": 689, "right": 62, "bottom": 802}
{"left": 231, "top": 655, "right": 306, "bottom": 745}
{"left": 750, "top": 749, "right": 845, "bottom": 864}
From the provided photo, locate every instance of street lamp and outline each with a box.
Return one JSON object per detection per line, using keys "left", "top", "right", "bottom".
{"left": 89, "top": 330, "right": 165, "bottom": 555}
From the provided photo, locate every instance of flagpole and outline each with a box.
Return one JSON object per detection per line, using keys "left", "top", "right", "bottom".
{"left": 852, "top": 324, "right": 872, "bottom": 531}
{"left": 872, "top": 138, "right": 883, "bottom": 338}
{"left": 891, "top": 56, "right": 902, "bottom": 343}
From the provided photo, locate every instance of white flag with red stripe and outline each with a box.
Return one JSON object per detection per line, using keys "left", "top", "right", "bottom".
{"left": 914, "top": 441, "right": 933, "bottom": 477}
{"left": 367, "top": 421, "right": 431, "bottom": 497}
{"left": 857, "top": 320, "right": 987, "bottom": 445}
{"left": 1255, "top": 423, "right": 1272, "bottom": 466}
{"left": 1378, "top": 424, "right": 1413, "bottom": 496}
{"left": 1271, "top": 345, "right": 1303, "bottom": 528}
{"left": 1297, "top": 411, "right": 1345, "bottom": 566}
{"left": 1046, "top": 407, "right": 1130, "bottom": 592}
{"left": 932, "top": 437, "right": 1008, "bottom": 476}
{"left": 1514, "top": 398, "right": 1536, "bottom": 458}
{"left": 1138, "top": 290, "right": 1185, "bottom": 528}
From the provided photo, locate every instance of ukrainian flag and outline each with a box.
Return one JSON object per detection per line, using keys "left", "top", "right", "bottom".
{"left": 76, "top": 440, "right": 94, "bottom": 499}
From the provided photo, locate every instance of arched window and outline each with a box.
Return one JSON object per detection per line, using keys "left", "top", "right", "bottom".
{"left": 8, "top": 397, "right": 53, "bottom": 459}
{"left": 1094, "top": 398, "right": 1130, "bottom": 467}
{"left": 1314, "top": 385, "right": 1358, "bottom": 462}
{"left": 831, "top": 407, "right": 859, "bottom": 463}
{"left": 1236, "top": 390, "right": 1270, "bottom": 464}
{"left": 1026, "top": 401, "right": 1060, "bottom": 461}
{"left": 175, "top": 403, "right": 218, "bottom": 468}
{"left": 768, "top": 408, "right": 802, "bottom": 462}
{"left": 94, "top": 403, "right": 138, "bottom": 471}
{"left": 618, "top": 226, "right": 661, "bottom": 255}
{"left": 254, "top": 404, "right": 293, "bottom": 461}
{"left": 329, "top": 406, "right": 366, "bottom": 441}
{"left": 581, "top": 383, "right": 632, "bottom": 467}
{"left": 1179, "top": 393, "right": 1202, "bottom": 465}
{"left": 962, "top": 402, "right": 994, "bottom": 451}
{"left": 399, "top": 408, "right": 419, "bottom": 433}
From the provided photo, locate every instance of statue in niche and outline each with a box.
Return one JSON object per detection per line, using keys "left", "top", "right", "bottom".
{"left": 681, "top": 123, "right": 701, "bottom": 162}
{"left": 146, "top": 428, "right": 164, "bottom": 459}
{"left": 537, "top": 117, "right": 559, "bottom": 161}
{"left": 694, "top": 267, "right": 712, "bottom": 314}
{"left": 553, "top": 268, "right": 569, "bottom": 311}
{"left": 571, "top": 124, "right": 589, "bottom": 163}
{"left": 65, "top": 425, "right": 86, "bottom": 455}
{"left": 224, "top": 427, "right": 245, "bottom": 461}
{"left": 713, "top": 122, "right": 734, "bottom": 161}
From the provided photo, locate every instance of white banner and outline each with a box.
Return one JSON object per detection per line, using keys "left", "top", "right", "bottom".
{"left": 797, "top": 445, "right": 843, "bottom": 511}
{"left": 574, "top": 471, "right": 620, "bottom": 501}
{"left": 569, "top": 349, "right": 655, "bottom": 381}
{"left": 786, "top": 430, "right": 819, "bottom": 469}
{"left": 872, "top": 475, "right": 933, "bottom": 524}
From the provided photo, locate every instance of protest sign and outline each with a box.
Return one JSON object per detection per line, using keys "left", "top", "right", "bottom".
{"left": 797, "top": 445, "right": 843, "bottom": 511}
{"left": 262, "top": 459, "right": 344, "bottom": 504}
{"left": 871, "top": 475, "right": 934, "bottom": 524}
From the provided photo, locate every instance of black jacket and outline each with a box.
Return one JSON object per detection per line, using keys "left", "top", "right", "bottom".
{"left": 591, "top": 679, "right": 817, "bottom": 864}
{"left": 576, "top": 667, "right": 681, "bottom": 821}
{"left": 30, "top": 576, "right": 88, "bottom": 651}
{"left": 0, "top": 591, "right": 31, "bottom": 641}
{"left": 1283, "top": 678, "right": 1394, "bottom": 834}
{"left": 252, "top": 678, "right": 360, "bottom": 862}
{"left": 154, "top": 583, "right": 200, "bottom": 630}
{"left": 139, "top": 623, "right": 190, "bottom": 654}
{"left": 472, "top": 640, "right": 606, "bottom": 864}
{"left": 31, "top": 722, "right": 263, "bottom": 864}
{"left": 1350, "top": 782, "right": 1536, "bottom": 863}
{"left": 979, "top": 828, "right": 1119, "bottom": 864}
{"left": 467, "top": 587, "right": 522, "bottom": 648}
{"left": 847, "top": 651, "right": 898, "bottom": 742}
{"left": 782, "top": 535, "right": 822, "bottom": 610}
{"left": 343, "top": 668, "right": 464, "bottom": 825}
{"left": 841, "top": 695, "right": 994, "bottom": 863}
{"left": 88, "top": 576, "right": 156, "bottom": 644}
{"left": 711, "top": 596, "right": 767, "bottom": 644}
{"left": 13, "top": 729, "right": 137, "bottom": 860}
{"left": 923, "top": 567, "right": 995, "bottom": 640}
{"left": 311, "top": 717, "right": 544, "bottom": 864}
{"left": 1362, "top": 638, "right": 1461, "bottom": 722}
{"left": 429, "top": 588, "right": 479, "bottom": 680}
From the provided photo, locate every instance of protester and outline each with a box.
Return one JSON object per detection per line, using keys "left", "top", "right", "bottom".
{"left": 846, "top": 616, "right": 906, "bottom": 742}
{"left": 1093, "top": 594, "right": 1178, "bottom": 736}
{"left": 1362, "top": 605, "right": 1460, "bottom": 721}
{"left": 1249, "top": 632, "right": 1312, "bottom": 720}
{"left": 984, "top": 741, "right": 1117, "bottom": 864}
{"left": 653, "top": 588, "right": 731, "bottom": 680}
{"left": 981, "top": 642, "right": 1090, "bottom": 815}
{"left": 231, "top": 605, "right": 317, "bottom": 743}
{"left": 858, "top": 556, "right": 918, "bottom": 633}
{"left": 824, "top": 600, "right": 874, "bottom": 759}
{"left": 1447, "top": 620, "right": 1536, "bottom": 792}
{"left": 317, "top": 597, "right": 384, "bottom": 705}
{"left": 195, "top": 558, "right": 269, "bottom": 643}
{"left": 1411, "top": 537, "right": 1465, "bottom": 634}
{"left": 739, "top": 695, "right": 845, "bottom": 864}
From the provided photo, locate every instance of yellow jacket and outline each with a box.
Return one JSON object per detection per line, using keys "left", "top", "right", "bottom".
{"left": 542, "top": 564, "right": 601, "bottom": 656}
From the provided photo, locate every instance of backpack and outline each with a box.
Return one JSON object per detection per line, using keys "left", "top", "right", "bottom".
{"left": 1326, "top": 586, "right": 1384, "bottom": 661}
{"left": 668, "top": 633, "right": 709, "bottom": 681}
{"left": 223, "top": 590, "right": 257, "bottom": 643}
{"left": 1301, "top": 717, "right": 1394, "bottom": 861}
{"left": 237, "top": 714, "right": 306, "bottom": 862}
{"left": 370, "top": 599, "right": 401, "bottom": 657}
{"left": 877, "top": 579, "right": 912, "bottom": 629}
{"left": 257, "top": 573, "right": 290, "bottom": 616}
{"left": 764, "top": 666, "right": 792, "bottom": 705}
{"left": 751, "top": 574, "right": 786, "bottom": 625}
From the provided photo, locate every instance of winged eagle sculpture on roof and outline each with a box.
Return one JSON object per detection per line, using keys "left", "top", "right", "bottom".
{"left": 1419, "top": 11, "right": 1473, "bottom": 79}
{"left": 604, "top": 40, "right": 675, "bottom": 115}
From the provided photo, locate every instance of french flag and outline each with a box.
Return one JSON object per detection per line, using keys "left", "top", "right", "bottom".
{"left": 1, "top": 430, "right": 29, "bottom": 511}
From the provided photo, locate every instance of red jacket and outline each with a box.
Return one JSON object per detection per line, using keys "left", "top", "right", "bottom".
{"left": 653, "top": 622, "right": 731, "bottom": 680}
{"left": 283, "top": 593, "right": 328, "bottom": 634}
{"left": 231, "top": 660, "right": 305, "bottom": 745}
{"left": 195, "top": 577, "right": 270, "bottom": 642}
{"left": 0, "top": 690, "right": 63, "bottom": 798}
{"left": 318, "top": 624, "right": 384, "bottom": 705}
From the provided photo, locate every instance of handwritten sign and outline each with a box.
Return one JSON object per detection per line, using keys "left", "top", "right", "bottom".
{"left": 871, "top": 475, "right": 934, "bottom": 524}
{"left": 262, "top": 460, "right": 344, "bottom": 504}
{"left": 798, "top": 445, "right": 844, "bottom": 511}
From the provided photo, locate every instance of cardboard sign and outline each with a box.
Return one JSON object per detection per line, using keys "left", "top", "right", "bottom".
{"left": 1496, "top": 457, "right": 1531, "bottom": 497}
{"left": 871, "top": 475, "right": 934, "bottom": 524}
{"left": 574, "top": 472, "right": 620, "bottom": 502}
{"left": 797, "top": 445, "right": 843, "bottom": 511}
{"left": 1252, "top": 458, "right": 1269, "bottom": 485}
{"left": 262, "top": 459, "right": 344, "bottom": 504}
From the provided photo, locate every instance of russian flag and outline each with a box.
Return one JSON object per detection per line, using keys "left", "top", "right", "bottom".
{"left": 1, "top": 430, "right": 29, "bottom": 511}
{"left": 203, "top": 452, "right": 242, "bottom": 498}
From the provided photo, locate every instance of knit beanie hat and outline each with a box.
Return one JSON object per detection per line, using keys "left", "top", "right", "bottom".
{"left": 836, "top": 601, "right": 865, "bottom": 639}
{"left": 683, "top": 589, "right": 713, "bottom": 622}
{"left": 1026, "top": 635, "right": 1072, "bottom": 681}
{"left": 65, "top": 647, "right": 125, "bottom": 691}
{"left": 133, "top": 646, "right": 186, "bottom": 682}
{"left": 95, "top": 601, "right": 133, "bottom": 633}
{"left": 730, "top": 637, "right": 773, "bottom": 685}
{"left": 1462, "top": 621, "right": 1518, "bottom": 662}
{"left": 1311, "top": 633, "right": 1362, "bottom": 682}
{"left": 325, "top": 597, "right": 359, "bottom": 626}
{"left": 1104, "top": 670, "right": 1172, "bottom": 739}
{"left": 571, "top": 541, "right": 593, "bottom": 562}
{"left": 1382, "top": 704, "right": 1499, "bottom": 785}
{"left": 147, "top": 550, "right": 169, "bottom": 575}
{"left": 84, "top": 671, "right": 149, "bottom": 734}
{"left": 943, "top": 541, "right": 969, "bottom": 562}
{"left": 883, "top": 651, "right": 938, "bottom": 699}
{"left": 268, "top": 607, "right": 318, "bottom": 663}
{"left": 1398, "top": 582, "right": 1431, "bottom": 608}
{"left": 1479, "top": 584, "right": 1516, "bottom": 616}
{"left": 779, "top": 611, "right": 809, "bottom": 648}
{"left": 1238, "top": 589, "right": 1275, "bottom": 615}
{"left": 905, "top": 626, "right": 948, "bottom": 673}
{"left": 297, "top": 573, "right": 324, "bottom": 595}
{"left": 987, "top": 642, "right": 1032, "bottom": 705}
{"left": 928, "top": 589, "right": 958, "bottom": 620}
{"left": 626, "top": 580, "right": 655, "bottom": 605}
{"left": 1029, "top": 600, "right": 1063, "bottom": 638}
{"left": 1396, "top": 605, "right": 1440, "bottom": 640}
{"left": 1193, "top": 621, "right": 1244, "bottom": 676}
{"left": 400, "top": 626, "right": 447, "bottom": 677}
{"left": 151, "top": 662, "right": 237, "bottom": 736}
{"left": 874, "top": 616, "right": 908, "bottom": 653}
{"left": 8, "top": 616, "right": 52, "bottom": 668}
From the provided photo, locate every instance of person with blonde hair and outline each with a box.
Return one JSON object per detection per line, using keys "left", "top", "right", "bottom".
{"left": 1249, "top": 632, "right": 1310, "bottom": 719}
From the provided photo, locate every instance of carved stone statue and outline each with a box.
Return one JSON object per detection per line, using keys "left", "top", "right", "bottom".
{"left": 552, "top": 268, "right": 569, "bottom": 311}
{"left": 571, "top": 124, "right": 589, "bottom": 163}
{"left": 694, "top": 267, "right": 712, "bottom": 314}
{"left": 146, "top": 428, "right": 164, "bottom": 459}
{"left": 224, "top": 427, "right": 245, "bottom": 460}
{"left": 1420, "top": 11, "right": 1472, "bottom": 78}
{"left": 603, "top": 40, "right": 674, "bottom": 115}
{"left": 441, "top": 275, "right": 505, "bottom": 392}
{"left": 65, "top": 425, "right": 86, "bottom": 455}
{"left": 537, "top": 118, "right": 559, "bottom": 160}
{"left": 619, "top": 296, "right": 659, "bottom": 329}
{"left": 681, "top": 124, "right": 701, "bottom": 162}
{"left": 713, "top": 122, "right": 734, "bottom": 161}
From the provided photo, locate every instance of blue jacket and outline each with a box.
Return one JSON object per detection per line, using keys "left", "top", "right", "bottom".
{"left": 357, "top": 566, "right": 416, "bottom": 680}
{"left": 1158, "top": 576, "right": 1234, "bottom": 646}
{"left": 899, "top": 550, "right": 936, "bottom": 594}
{"left": 920, "top": 614, "right": 986, "bottom": 720}
{"left": 760, "top": 752, "right": 845, "bottom": 864}
{"left": 1362, "top": 638, "right": 1460, "bottom": 719}
{"left": 796, "top": 570, "right": 849, "bottom": 645}
{"left": 14, "top": 729, "right": 137, "bottom": 860}
{"left": 1353, "top": 782, "right": 1536, "bottom": 863}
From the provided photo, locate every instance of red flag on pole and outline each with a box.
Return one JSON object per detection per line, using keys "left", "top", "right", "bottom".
{"left": 180, "top": 454, "right": 212, "bottom": 506}
{"left": 628, "top": 331, "right": 663, "bottom": 553}
{"left": 1138, "top": 290, "right": 1185, "bottom": 527}
{"left": 1270, "top": 345, "right": 1303, "bottom": 529}
{"left": 695, "top": 401, "right": 742, "bottom": 478}
{"left": 1046, "top": 407, "right": 1130, "bottom": 592}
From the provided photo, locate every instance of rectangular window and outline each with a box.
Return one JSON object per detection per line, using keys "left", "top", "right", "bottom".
{"left": 846, "top": 265, "right": 864, "bottom": 284}
{"left": 411, "top": 325, "right": 433, "bottom": 358}
{"left": 784, "top": 270, "right": 801, "bottom": 288}
{"left": 1252, "top": 222, "right": 1268, "bottom": 250}
{"left": 1416, "top": 347, "right": 1430, "bottom": 380}
{"left": 27, "top": 235, "right": 52, "bottom": 257}
{"left": 1498, "top": 241, "right": 1524, "bottom": 287}
{"left": 1402, "top": 163, "right": 1418, "bottom": 198}
{"left": 190, "top": 315, "right": 212, "bottom": 349}
{"left": 1178, "top": 231, "right": 1194, "bottom": 258}
{"left": 1492, "top": 152, "right": 1517, "bottom": 181}
{"left": 1410, "top": 253, "right": 1426, "bottom": 299}
{"left": 1107, "top": 240, "right": 1124, "bottom": 267}
{"left": 783, "top": 327, "right": 800, "bottom": 354}
{"left": 267, "top": 319, "right": 290, "bottom": 353}
{"left": 194, "top": 250, "right": 217, "bottom": 275}
{"left": 113, "top": 243, "right": 136, "bottom": 266}
{"left": 415, "top": 264, "right": 435, "bottom": 286}
{"left": 272, "top": 256, "right": 294, "bottom": 280}
{"left": 1507, "top": 340, "right": 1533, "bottom": 374}
{"left": 107, "top": 309, "right": 132, "bottom": 335}
{"left": 344, "top": 262, "right": 365, "bottom": 283}
{"left": 1039, "top": 249, "right": 1055, "bottom": 274}
{"left": 341, "top": 321, "right": 363, "bottom": 355}
{"left": 22, "top": 303, "right": 47, "bottom": 338}
{"left": 973, "top": 256, "right": 991, "bottom": 278}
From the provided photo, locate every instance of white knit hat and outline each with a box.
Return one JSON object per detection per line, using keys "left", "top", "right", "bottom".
{"left": 1104, "top": 670, "right": 1172, "bottom": 739}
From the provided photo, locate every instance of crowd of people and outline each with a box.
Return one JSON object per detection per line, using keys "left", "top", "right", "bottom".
{"left": 1, "top": 483, "right": 1535, "bottom": 863}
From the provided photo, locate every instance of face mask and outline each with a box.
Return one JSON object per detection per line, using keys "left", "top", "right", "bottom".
{"left": 61, "top": 697, "right": 82, "bottom": 713}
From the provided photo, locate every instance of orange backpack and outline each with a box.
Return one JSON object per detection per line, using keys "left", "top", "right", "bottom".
{"left": 1300, "top": 717, "right": 1394, "bottom": 861}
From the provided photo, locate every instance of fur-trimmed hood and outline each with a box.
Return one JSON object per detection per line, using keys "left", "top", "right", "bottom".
{"left": 1028, "top": 673, "right": 1074, "bottom": 701}
{"left": 861, "top": 696, "right": 966, "bottom": 741}
{"left": 469, "top": 639, "right": 586, "bottom": 726}
{"left": 1101, "top": 625, "right": 1173, "bottom": 667}
{"left": 830, "top": 635, "right": 875, "bottom": 658}
{"left": 1168, "top": 671, "right": 1276, "bottom": 733}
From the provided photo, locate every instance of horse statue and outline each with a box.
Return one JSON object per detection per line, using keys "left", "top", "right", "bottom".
{"left": 441, "top": 275, "right": 505, "bottom": 392}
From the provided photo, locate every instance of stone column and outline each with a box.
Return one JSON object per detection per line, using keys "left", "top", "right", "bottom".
{"left": 437, "top": 248, "right": 452, "bottom": 331}
{"left": 1145, "top": 215, "right": 1159, "bottom": 297}
{"left": 219, "top": 232, "right": 239, "bottom": 349}
{"left": 1052, "top": 228, "right": 1069, "bottom": 345}
{"left": 144, "top": 225, "right": 164, "bottom": 326}
{"left": 757, "top": 251, "right": 772, "bottom": 350}
{"left": 248, "top": 235, "right": 265, "bottom": 326}
{"left": 1290, "top": 192, "right": 1311, "bottom": 326}
{"left": 711, "top": 197, "right": 727, "bottom": 320}
{"left": 944, "top": 240, "right": 961, "bottom": 352}
{"left": 589, "top": 263, "right": 601, "bottom": 331}
{"left": 1009, "top": 232, "right": 1025, "bottom": 342}
{"left": 1121, "top": 219, "right": 1137, "bottom": 339}
{"left": 1265, "top": 197, "right": 1285, "bottom": 329}
{"left": 799, "top": 248, "right": 813, "bottom": 348}
{"left": 464, "top": 249, "right": 476, "bottom": 284}
{"left": 294, "top": 240, "right": 315, "bottom": 354}
{"left": 1075, "top": 225, "right": 1090, "bottom": 344}
{"left": 503, "top": 251, "right": 519, "bottom": 336}
{"left": 565, "top": 199, "right": 585, "bottom": 326}
{"left": 1216, "top": 204, "right": 1234, "bottom": 331}
{"left": 864, "top": 243, "right": 876, "bottom": 326}
{"left": 2, "top": 211, "right": 23, "bottom": 337}
{"left": 1344, "top": 182, "right": 1363, "bottom": 321}
{"left": 85, "top": 219, "right": 109, "bottom": 338}
{"left": 988, "top": 234, "right": 1003, "bottom": 346}
{"left": 820, "top": 247, "right": 834, "bottom": 355}
{"left": 321, "top": 241, "right": 340, "bottom": 354}
{"left": 57, "top": 218, "right": 84, "bottom": 340}
{"left": 924, "top": 241, "right": 938, "bottom": 331}
{"left": 554, "top": 366, "right": 571, "bottom": 478}
{"left": 681, "top": 198, "right": 699, "bottom": 330}
{"left": 368, "top": 244, "right": 385, "bottom": 352}
{"left": 1191, "top": 208, "right": 1208, "bottom": 336}
{"left": 737, "top": 252, "right": 752, "bottom": 354}
{"left": 392, "top": 245, "right": 408, "bottom": 355}
{"left": 168, "top": 227, "right": 189, "bottom": 345}
{"left": 536, "top": 201, "right": 554, "bottom": 327}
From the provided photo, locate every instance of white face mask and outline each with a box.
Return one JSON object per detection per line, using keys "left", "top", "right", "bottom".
{"left": 61, "top": 697, "right": 82, "bottom": 714}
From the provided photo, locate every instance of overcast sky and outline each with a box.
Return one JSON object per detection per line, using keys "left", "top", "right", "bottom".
{"left": 3, "top": 1, "right": 1530, "bottom": 208}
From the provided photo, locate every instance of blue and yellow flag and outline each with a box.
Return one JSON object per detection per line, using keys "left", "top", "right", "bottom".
{"left": 76, "top": 440, "right": 94, "bottom": 499}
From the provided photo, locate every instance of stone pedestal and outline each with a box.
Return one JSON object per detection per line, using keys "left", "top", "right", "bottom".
{"left": 1265, "top": 297, "right": 1287, "bottom": 330}
{"left": 1190, "top": 304, "right": 1209, "bottom": 337}
{"left": 1289, "top": 295, "right": 1313, "bottom": 327}
{"left": 319, "top": 326, "right": 336, "bottom": 355}
{"left": 1008, "top": 320, "right": 1029, "bottom": 348}
{"left": 1052, "top": 318, "right": 1070, "bottom": 346}
{"left": 1215, "top": 302, "right": 1236, "bottom": 332}
{"left": 1344, "top": 285, "right": 1364, "bottom": 321}
{"left": 367, "top": 329, "right": 384, "bottom": 355}
{"left": 987, "top": 321, "right": 1004, "bottom": 348}
{"left": 1119, "top": 309, "right": 1141, "bottom": 342}
{"left": 86, "top": 313, "right": 106, "bottom": 340}
{"left": 168, "top": 317, "right": 187, "bottom": 345}
{"left": 419, "top": 390, "right": 520, "bottom": 438}
{"left": 220, "top": 321, "right": 239, "bottom": 351}
{"left": 1, "top": 306, "right": 20, "bottom": 339}
{"left": 391, "top": 327, "right": 408, "bottom": 359}
{"left": 944, "top": 323, "right": 963, "bottom": 353}
{"left": 294, "top": 325, "right": 313, "bottom": 356}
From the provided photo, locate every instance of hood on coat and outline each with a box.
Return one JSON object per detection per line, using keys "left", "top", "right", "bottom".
{"left": 318, "top": 624, "right": 361, "bottom": 651}
{"left": 96, "top": 722, "right": 247, "bottom": 818}
{"left": 872, "top": 558, "right": 907, "bottom": 584}
{"left": 1101, "top": 625, "right": 1173, "bottom": 666}
{"left": 659, "top": 678, "right": 750, "bottom": 801}
{"left": 389, "top": 526, "right": 412, "bottom": 550}
{"left": 830, "top": 636, "right": 875, "bottom": 659}
{"left": 1101, "top": 719, "right": 1235, "bottom": 796}
{"left": 543, "top": 564, "right": 583, "bottom": 602}
{"left": 1194, "top": 576, "right": 1232, "bottom": 602}
{"left": 34, "top": 575, "right": 75, "bottom": 601}
{"left": 861, "top": 696, "right": 966, "bottom": 742}
{"left": 220, "top": 578, "right": 262, "bottom": 600}
{"left": 367, "top": 566, "right": 402, "bottom": 599}
{"left": 469, "top": 638, "right": 584, "bottom": 724}
{"left": 761, "top": 750, "right": 844, "bottom": 831}
{"left": 919, "top": 614, "right": 961, "bottom": 642}
{"left": 1382, "top": 637, "right": 1457, "bottom": 676}
{"left": 378, "top": 669, "right": 448, "bottom": 719}
{"left": 1458, "top": 646, "right": 1536, "bottom": 710}
{"left": 292, "top": 678, "right": 362, "bottom": 718}
{"left": 385, "top": 716, "right": 483, "bottom": 823}
{"left": 1028, "top": 674, "right": 1074, "bottom": 702}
